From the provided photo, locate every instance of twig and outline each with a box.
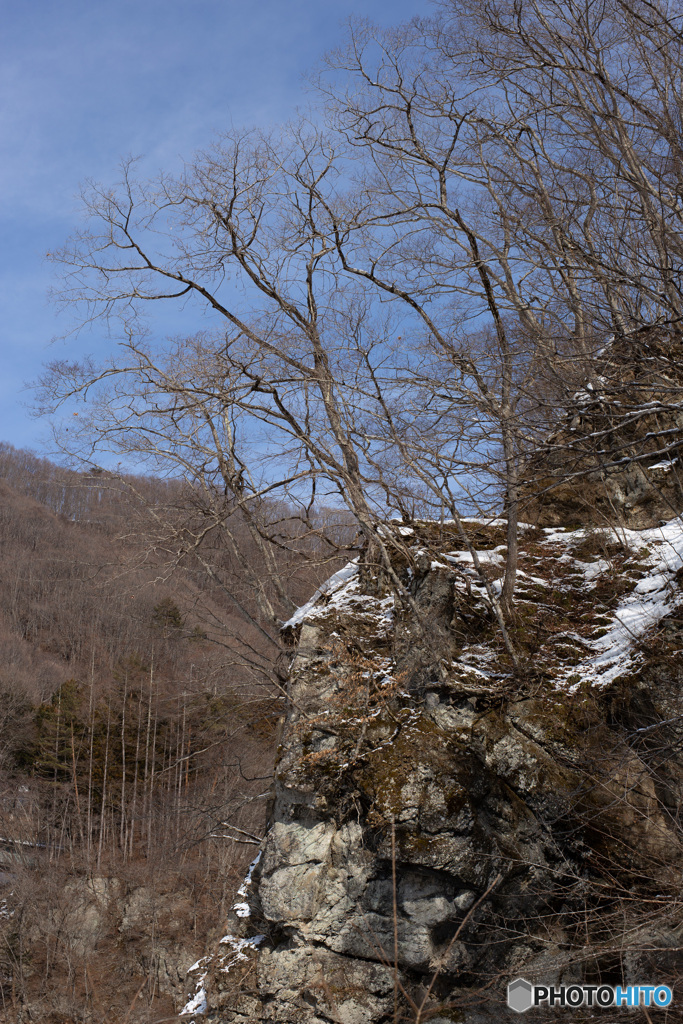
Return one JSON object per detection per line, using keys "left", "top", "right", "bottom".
{"left": 416, "top": 872, "right": 503, "bottom": 1023}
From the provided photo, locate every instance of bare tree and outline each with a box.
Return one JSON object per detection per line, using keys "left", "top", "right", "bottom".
{"left": 319, "top": 0, "right": 683, "bottom": 578}
{"left": 39, "top": 138, "right": 530, "bottom": 677}
{"left": 41, "top": 0, "right": 683, "bottom": 639}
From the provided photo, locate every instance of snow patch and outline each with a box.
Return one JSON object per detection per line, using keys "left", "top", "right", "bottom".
{"left": 283, "top": 559, "right": 394, "bottom": 632}
{"left": 282, "top": 561, "right": 359, "bottom": 628}
{"left": 180, "top": 977, "right": 207, "bottom": 1016}
{"left": 218, "top": 933, "right": 266, "bottom": 970}
{"left": 444, "top": 548, "right": 505, "bottom": 568}
{"left": 581, "top": 558, "right": 610, "bottom": 582}
{"left": 231, "top": 849, "right": 261, "bottom": 917}
{"left": 561, "top": 518, "right": 683, "bottom": 690}
{"left": 186, "top": 956, "right": 209, "bottom": 973}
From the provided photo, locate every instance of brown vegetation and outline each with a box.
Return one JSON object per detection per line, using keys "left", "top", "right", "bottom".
{"left": 0, "top": 443, "right": 333, "bottom": 1022}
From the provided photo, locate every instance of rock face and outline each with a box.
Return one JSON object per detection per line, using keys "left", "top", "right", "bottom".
{"left": 195, "top": 521, "right": 683, "bottom": 1023}
{"left": 521, "top": 329, "right": 683, "bottom": 529}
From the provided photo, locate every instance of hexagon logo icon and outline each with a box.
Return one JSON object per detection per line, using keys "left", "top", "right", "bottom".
{"left": 508, "top": 977, "right": 534, "bottom": 1013}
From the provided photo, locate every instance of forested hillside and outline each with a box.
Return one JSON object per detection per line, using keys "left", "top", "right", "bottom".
{"left": 0, "top": 444, "right": 327, "bottom": 1023}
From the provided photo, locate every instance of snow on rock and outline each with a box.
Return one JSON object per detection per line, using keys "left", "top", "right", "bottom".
{"left": 218, "top": 934, "right": 266, "bottom": 971}
{"left": 231, "top": 850, "right": 261, "bottom": 918}
{"left": 181, "top": 935, "right": 265, "bottom": 1016}
{"left": 557, "top": 519, "right": 683, "bottom": 689}
{"left": 283, "top": 558, "right": 394, "bottom": 633}
{"left": 219, "top": 933, "right": 266, "bottom": 950}
{"left": 443, "top": 547, "right": 506, "bottom": 568}
{"left": 180, "top": 977, "right": 207, "bottom": 1016}
{"left": 186, "top": 956, "right": 210, "bottom": 974}
{"left": 181, "top": 851, "right": 265, "bottom": 1017}
{"left": 283, "top": 516, "right": 683, "bottom": 697}
{"left": 282, "top": 561, "right": 359, "bottom": 628}
{"left": 581, "top": 557, "right": 610, "bottom": 581}
{"left": 238, "top": 851, "right": 261, "bottom": 894}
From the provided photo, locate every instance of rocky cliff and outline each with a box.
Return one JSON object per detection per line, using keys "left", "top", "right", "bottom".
{"left": 183, "top": 518, "right": 683, "bottom": 1023}
{"left": 522, "top": 329, "right": 683, "bottom": 529}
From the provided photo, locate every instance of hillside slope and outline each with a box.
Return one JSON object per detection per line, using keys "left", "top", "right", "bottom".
{"left": 0, "top": 450, "right": 280, "bottom": 1023}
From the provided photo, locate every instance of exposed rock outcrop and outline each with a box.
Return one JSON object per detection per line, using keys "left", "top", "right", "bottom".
{"left": 187, "top": 520, "right": 683, "bottom": 1023}
{"left": 521, "top": 329, "right": 683, "bottom": 528}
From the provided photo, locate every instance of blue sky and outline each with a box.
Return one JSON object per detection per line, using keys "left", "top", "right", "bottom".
{"left": 1, "top": 0, "right": 432, "bottom": 454}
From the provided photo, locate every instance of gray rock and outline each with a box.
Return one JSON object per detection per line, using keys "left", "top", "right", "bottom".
{"left": 204, "top": 524, "right": 683, "bottom": 1023}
